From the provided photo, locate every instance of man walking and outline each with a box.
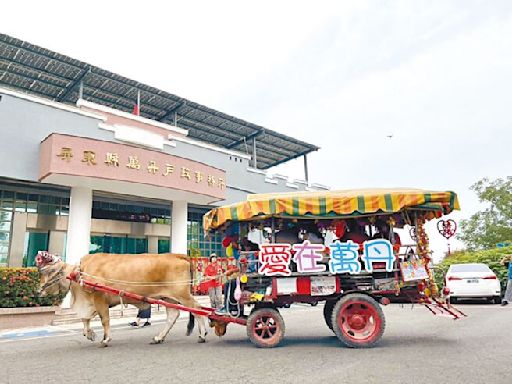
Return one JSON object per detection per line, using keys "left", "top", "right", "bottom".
{"left": 500, "top": 255, "right": 512, "bottom": 306}
{"left": 205, "top": 254, "right": 223, "bottom": 309}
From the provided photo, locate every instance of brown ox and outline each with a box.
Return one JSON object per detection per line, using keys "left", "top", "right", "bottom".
{"left": 37, "top": 251, "right": 208, "bottom": 347}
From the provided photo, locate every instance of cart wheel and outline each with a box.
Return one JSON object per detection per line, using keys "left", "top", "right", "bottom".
{"left": 331, "top": 293, "right": 385, "bottom": 348}
{"left": 323, "top": 300, "right": 336, "bottom": 332}
{"left": 247, "top": 308, "right": 285, "bottom": 348}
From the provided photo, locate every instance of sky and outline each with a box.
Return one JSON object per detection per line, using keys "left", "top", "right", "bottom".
{"left": 2, "top": 0, "right": 511, "bottom": 260}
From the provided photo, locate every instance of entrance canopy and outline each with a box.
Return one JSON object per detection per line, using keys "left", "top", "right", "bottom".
{"left": 0, "top": 33, "right": 319, "bottom": 169}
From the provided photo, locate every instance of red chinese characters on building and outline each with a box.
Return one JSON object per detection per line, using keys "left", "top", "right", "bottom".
{"left": 258, "top": 244, "right": 292, "bottom": 277}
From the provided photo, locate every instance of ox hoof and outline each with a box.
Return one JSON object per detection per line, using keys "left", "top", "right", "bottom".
{"left": 99, "top": 337, "right": 111, "bottom": 348}
{"left": 198, "top": 336, "right": 206, "bottom": 344}
{"left": 86, "top": 331, "right": 96, "bottom": 342}
{"left": 150, "top": 337, "right": 164, "bottom": 345}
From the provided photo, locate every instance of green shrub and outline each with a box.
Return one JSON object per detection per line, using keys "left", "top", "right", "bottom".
{"left": 188, "top": 246, "right": 202, "bottom": 258}
{"left": 434, "top": 246, "right": 512, "bottom": 292}
{"left": 0, "top": 268, "right": 64, "bottom": 308}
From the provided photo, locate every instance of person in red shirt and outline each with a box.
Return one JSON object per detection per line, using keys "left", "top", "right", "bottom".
{"left": 205, "top": 254, "right": 223, "bottom": 309}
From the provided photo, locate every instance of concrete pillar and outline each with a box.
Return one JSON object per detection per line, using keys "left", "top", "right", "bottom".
{"left": 48, "top": 231, "right": 67, "bottom": 259}
{"left": 8, "top": 212, "right": 28, "bottom": 267}
{"left": 148, "top": 235, "right": 158, "bottom": 254}
{"left": 61, "top": 188, "right": 92, "bottom": 309}
{"left": 65, "top": 187, "right": 92, "bottom": 265}
{"left": 171, "top": 201, "right": 188, "bottom": 255}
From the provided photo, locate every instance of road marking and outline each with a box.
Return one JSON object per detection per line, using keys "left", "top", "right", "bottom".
{"left": 0, "top": 317, "right": 190, "bottom": 344}
{"left": 449, "top": 304, "right": 507, "bottom": 309}
{"left": 0, "top": 327, "right": 75, "bottom": 343}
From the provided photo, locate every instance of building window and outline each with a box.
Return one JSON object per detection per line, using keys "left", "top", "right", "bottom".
{"left": 92, "top": 199, "right": 171, "bottom": 224}
{"left": 158, "top": 238, "right": 171, "bottom": 254}
{"left": 0, "top": 188, "right": 69, "bottom": 266}
{"left": 187, "top": 209, "right": 223, "bottom": 258}
{"left": 90, "top": 235, "right": 148, "bottom": 254}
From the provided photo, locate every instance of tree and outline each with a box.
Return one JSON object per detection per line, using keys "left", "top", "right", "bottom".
{"left": 458, "top": 177, "right": 512, "bottom": 250}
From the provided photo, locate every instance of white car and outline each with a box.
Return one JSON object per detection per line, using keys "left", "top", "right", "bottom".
{"left": 446, "top": 263, "right": 502, "bottom": 304}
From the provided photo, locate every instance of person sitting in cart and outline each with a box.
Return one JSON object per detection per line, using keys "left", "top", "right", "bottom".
{"left": 341, "top": 220, "right": 369, "bottom": 244}
{"left": 241, "top": 237, "right": 259, "bottom": 273}
{"left": 301, "top": 222, "right": 324, "bottom": 244}
{"left": 372, "top": 220, "right": 402, "bottom": 250}
{"left": 275, "top": 225, "right": 300, "bottom": 244}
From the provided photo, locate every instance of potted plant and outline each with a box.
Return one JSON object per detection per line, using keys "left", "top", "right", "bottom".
{"left": 0, "top": 267, "right": 63, "bottom": 330}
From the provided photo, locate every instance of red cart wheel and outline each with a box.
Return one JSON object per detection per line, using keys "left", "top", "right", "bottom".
{"left": 331, "top": 293, "right": 385, "bottom": 348}
{"left": 323, "top": 300, "right": 336, "bottom": 332}
{"left": 247, "top": 308, "right": 285, "bottom": 348}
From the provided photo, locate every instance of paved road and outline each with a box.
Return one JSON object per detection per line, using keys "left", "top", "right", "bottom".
{"left": 1, "top": 303, "right": 511, "bottom": 384}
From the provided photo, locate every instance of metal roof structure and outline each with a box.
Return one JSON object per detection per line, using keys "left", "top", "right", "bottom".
{"left": 0, "top": 33, "right": 318, "bottom": 169}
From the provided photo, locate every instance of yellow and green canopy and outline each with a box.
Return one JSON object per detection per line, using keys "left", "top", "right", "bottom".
{"left": 203, "top": 188, "right": 459, "bottom": 231}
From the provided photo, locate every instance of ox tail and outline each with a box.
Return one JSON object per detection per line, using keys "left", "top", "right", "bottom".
{"left": 186, "top": 313, "right": 195, "bottom": 336}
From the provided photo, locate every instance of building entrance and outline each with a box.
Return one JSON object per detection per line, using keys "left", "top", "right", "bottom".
{"left": 24, "top": 231, "right": 49, "bottom": 267}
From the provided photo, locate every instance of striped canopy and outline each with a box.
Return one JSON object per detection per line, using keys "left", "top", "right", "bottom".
{"left": 203, "top": 188, "right": 460, "bottom": 231}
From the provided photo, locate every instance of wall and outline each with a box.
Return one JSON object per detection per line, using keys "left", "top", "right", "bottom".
{"left": 167, "top": 139, "right": 316, "bottom": 204}
{"left": 0, "top": 93, "right": 112, "bottom": 182}
{"left": 0, "top": 90, "right": 328, "bottom": 206}
{"left": 8, "top": 212, "right": 174, "bottom": 267}
{"left": 23, "top": 213, "right": 172, "bottom": 238}
{"left": 1, "top": 90, "right": 329, "bottom": 266}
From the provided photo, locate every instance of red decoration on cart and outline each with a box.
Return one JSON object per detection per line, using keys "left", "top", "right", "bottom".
{"left": 334, "top": 220, "right": 346, "bottom": 238}
{"left": 437, "top": 219, "right": 457, "bottom": 255}
{"left": 437, "top": 219, "right": 457, "bottom": 239}
{"left": 222, "top": 237, "right": 232, "bottom": 247}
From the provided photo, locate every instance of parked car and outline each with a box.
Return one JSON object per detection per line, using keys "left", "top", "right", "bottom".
{"left": 446, "top": 263, "right": 501, "bottom": 304}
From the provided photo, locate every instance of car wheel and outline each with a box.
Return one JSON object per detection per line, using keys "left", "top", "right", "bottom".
{"left": 494, "top": 296, "right": 502, "bottom": 304}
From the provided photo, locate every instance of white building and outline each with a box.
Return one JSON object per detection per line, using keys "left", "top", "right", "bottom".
{"left": 0, "top": 33, "right": 328, "bottom": 269}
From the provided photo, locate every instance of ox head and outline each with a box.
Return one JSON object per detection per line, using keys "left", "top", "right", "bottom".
{"left": 209, "top": 319, "right": 228, "bottom": 337}
{"left": 36, "top": 251, "right": 70, "bottom": 297}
